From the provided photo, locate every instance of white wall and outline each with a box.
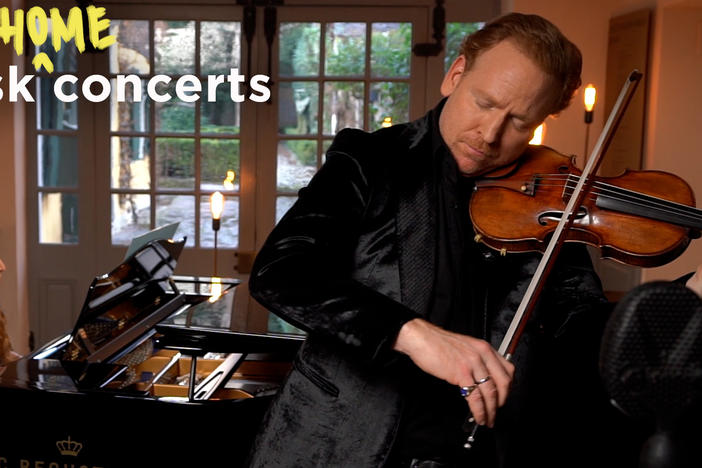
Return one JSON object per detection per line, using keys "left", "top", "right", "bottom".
{"left": 641, "top": 0, "right": 702, "bottom": 282}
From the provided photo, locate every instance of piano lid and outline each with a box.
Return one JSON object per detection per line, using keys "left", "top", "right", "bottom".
{"left": 61, "top": 238, "right": 187, "bottom": 364}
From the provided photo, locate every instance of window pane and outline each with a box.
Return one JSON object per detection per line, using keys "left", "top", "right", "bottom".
{"left": 37, "top": 32, "right": 77, "bottom": 73}
{"left": 277, "top": 140, "right": 317, "bottom": 191}
{"left": 37, "top": 135, "right": 78, "bottom": 188}
{"left": 111, "top": 193, "right": 150, "bottom": 245}
{"left": 325, "top": 23, "right": 366, "bottom": 76}
{"left": 200, "top": 195, "right": 238, "bottom": 248}
{"left": 110, "top": 20, "right": 150, "bottom": 74}
{"left": 156, "top": 138, "right": 195, "bottom": 189}
{"left": 279, "top": 81, "right": 318, "bottom": 135}
{"left": 111, "top": 137, "right": 151, "bottom": 189}
{"left": 155, "top": 82, "right": 195, "bottom": 133}
{"left": 111, "top": 79, "right": 150, "bottom": 132}
{"left": 369, "top": 82, "right": 409, "bottom": 131}
{"left": 201, "top": 22, "right": 241, "bottom": 76}
{"left": 202, "top": 97, "right": 240, "bottom": 134}
{"left": 280, "top": 23, "right": 320, "bottom": 77}
{"left": 37, "top": 78, "right": 77, "bottom": 130}
{"left": 155, "top": 21, "right": 195, "bottom": 74}
{"left": 39, "top": 192, "right": 78, "bottom": 244}
{"left": 156, "top": 195, "right": 195, "bottom": 245}
{"left": 268, "top": 314, "right": 305, "bottom": 335}
{"left": 371, "top": 23, "right": 411, "bottom": 78}
{"left": 323, "top": 81, "right": 364, "bottom": 134}
{"left": 201, "top": 139, "right": 240, "bottom": 191}
{"left": 275, "top": 196, "right": 297, "bottom": 224}
{"left": 445, "top": 22, "right": 483, "bottom": 73}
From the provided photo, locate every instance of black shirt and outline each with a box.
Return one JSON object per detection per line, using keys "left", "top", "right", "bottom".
{"left": 391, "top": 105, "right": 490, "bottom": 465}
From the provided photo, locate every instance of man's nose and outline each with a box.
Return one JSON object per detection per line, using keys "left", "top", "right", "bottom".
{"left": 482, "top": 113, "right": 506, "bottom": 145}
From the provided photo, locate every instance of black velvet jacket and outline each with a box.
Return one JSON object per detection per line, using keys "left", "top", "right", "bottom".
{"left": 247, "top": 104, "right": 609, "bottom": 467}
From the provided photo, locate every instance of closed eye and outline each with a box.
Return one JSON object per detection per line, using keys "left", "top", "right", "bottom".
{"left": 513, "top": 120, "right": 529, "bottom": 131}
{"left": 512, "top": 116, "right": 536, "bottom": 132}
{"left": 472, "top": 92, "right": 494, "bottom": 110}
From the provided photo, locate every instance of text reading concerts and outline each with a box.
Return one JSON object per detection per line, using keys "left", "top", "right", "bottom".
{"left": 0, "top": 66, "right": 270, "bottom": 103}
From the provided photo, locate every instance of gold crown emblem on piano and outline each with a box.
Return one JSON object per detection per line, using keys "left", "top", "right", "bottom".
{"left": 56, "top": 436, "right": 83, "bottom": 456}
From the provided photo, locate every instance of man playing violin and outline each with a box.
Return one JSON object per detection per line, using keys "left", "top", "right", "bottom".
{"left": 247, "top": 12, "right": 702, "bottom": 468}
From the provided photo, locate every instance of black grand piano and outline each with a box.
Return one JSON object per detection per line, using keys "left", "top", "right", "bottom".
{"left": 0, "top": 238, "right": 302, "bottom": 467}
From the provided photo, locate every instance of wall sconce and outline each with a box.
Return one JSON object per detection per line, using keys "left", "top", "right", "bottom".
{"left": 210, "top": 191, "right": 224, "bottom": 276}
{"left": 584, "top": 84, "right": 597, "bottom": 157}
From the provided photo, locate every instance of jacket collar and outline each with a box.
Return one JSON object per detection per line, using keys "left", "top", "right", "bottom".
{"left": 396, "top": 101, "right": 446, "bottom": 315}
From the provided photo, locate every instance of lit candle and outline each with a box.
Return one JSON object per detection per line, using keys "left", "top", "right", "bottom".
{"left": 210, "top": 191, "right": 225, "bottom": 277}
{"left": 210, "top": 191, "right": 224, "bottom": 231}
{"left": 529, "top": 123, "right": 545, "bottom": 145}
{"left": 584, "top": 84, "right": 596, "bottom": 123}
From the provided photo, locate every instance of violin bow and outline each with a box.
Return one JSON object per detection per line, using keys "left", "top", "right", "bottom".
{"left": 463, "top": 71, "right": 643, "bottom": 451}
{"left": 498, "top": 70, "right": 643, "bottom": 359}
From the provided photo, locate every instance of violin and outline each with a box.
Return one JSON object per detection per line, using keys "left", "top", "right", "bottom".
{"left": 470, "top": 144, "right": 702, "bottom": 268}
{"left": 467, "top": 71, "right": 696, "bottom": 362}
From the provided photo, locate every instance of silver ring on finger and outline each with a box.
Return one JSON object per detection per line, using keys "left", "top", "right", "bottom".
{"left": 474, "top": 375, "right": 491, "bottom": 385}
{"left": 460, "top": 385, "right": 476, "bottom": 397}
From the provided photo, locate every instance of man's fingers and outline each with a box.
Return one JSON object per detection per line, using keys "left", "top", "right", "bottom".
{"left": 484, "top": 355, "right": 514, "bottom": 407}
{"left": 476, "top": 347, "right": 513, "bottom": 407}
{"left": 466, "top": 389, "right": 488, "bottom": 426}
{"left": 457, "top": 344, "right": 515, "bottom": 427}
{"left": 475, "top": 377, "right": 498, "bottom": 427}
{"left": 462, "top": 361, "right": 501, "bottom": 427}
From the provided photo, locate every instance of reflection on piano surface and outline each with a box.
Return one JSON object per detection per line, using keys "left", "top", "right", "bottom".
{"left": 0, "top": 239, "right": 302, "bottom": 467}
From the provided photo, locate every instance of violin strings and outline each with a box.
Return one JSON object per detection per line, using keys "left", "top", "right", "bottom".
{"left": 528, "top": 173, "right": 696, "bottom": 216}
{"left": 582, "top": 180, "right": 700, "bottom": 216}
{"left": 556, "top": 180, "right": 702, "bottom": 224}
{"left": 553, "top": 176, "right": 702, "bottom": 222}
{"left": 589, "top": 189, "right": 702, "bottom": 226}
{"left": 567, "top": 176, "right": 702, "bottom": 220}
{"left": 509, "top": 173, "right": 702, "bottom": 223}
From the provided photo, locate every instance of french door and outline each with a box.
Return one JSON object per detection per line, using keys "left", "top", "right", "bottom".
{"left": 26, "top": 2, "right": 431, "bottom": 345}
{"left": 255, "top": 6, "right": 428, "bottom": 332}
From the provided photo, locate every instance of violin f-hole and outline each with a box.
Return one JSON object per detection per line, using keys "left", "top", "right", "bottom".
{"left": 538, "top": 206, "right": 588, "bottom": 225}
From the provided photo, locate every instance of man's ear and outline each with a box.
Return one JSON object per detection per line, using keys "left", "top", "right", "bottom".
{"left": 440, "top": 55, "right": 466, "bottom": 97}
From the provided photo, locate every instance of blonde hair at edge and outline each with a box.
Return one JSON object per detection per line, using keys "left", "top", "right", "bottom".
{"left": 0, "top": 258, "right": 19, "bottom": 366}
{"left": 0, "top": 309, "right": 14, "bottom": 365}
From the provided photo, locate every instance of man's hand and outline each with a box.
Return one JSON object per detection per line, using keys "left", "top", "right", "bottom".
{"left": 393, "top": 318, "right": 515, "bottom": 427}
{"left": 686, "top": 264, "right": 702, "bottom": 298}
